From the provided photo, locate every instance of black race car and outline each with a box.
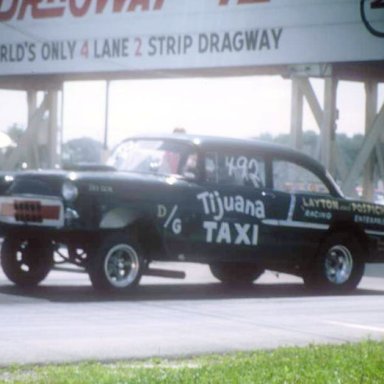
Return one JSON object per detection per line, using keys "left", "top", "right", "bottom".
{"left": 0, "top": 134, "right": 383, "bottom": 292}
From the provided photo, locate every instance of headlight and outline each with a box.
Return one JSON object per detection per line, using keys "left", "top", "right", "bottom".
{"left": 62, "top": 181, "right": 78, "bottom": 202}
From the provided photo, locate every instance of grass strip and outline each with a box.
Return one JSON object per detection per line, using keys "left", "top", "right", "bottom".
{"left": 0, "top": 340, "right": 383, "bottom": 384}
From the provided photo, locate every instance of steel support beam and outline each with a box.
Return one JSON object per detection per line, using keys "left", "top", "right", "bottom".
{"left": 320, "top": 77, "right": 338, "bottom": 173}
{"left": 290, "top": 78, "right": 304, "bottom": 150}
{"left": 26, "top": 90, "right": 40, "bottom": 168}
{"left": 343, "top": 102, "right": 384, "bottom": 196}
{"left": 47, "top": 90, "right": 60, "bottom": 168}
{"left": 363, "top": 80, "right": 378, "bottom": 201}
{"left": 289, "top": 75, "right": 345, "bottom": 179}
{"left": 104, "top": 80, "right": 110, "bottom": 151}
{"left": 296, "top": 77, "right": 324, "bottom": 163}
{"left": 376, "top": 144, "right": 384, "bottom": 181}
{"left": 296, "top": 78, "right": 323, "bottom": 128}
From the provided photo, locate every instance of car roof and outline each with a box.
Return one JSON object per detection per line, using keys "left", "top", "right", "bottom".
{"left": 125, "top": 133, "right": 327, "bottom": 174}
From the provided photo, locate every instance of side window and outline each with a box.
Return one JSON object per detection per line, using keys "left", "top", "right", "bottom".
{"left": 273, "top": 160, "right": 330, "bottom": 194}
{"left": 205, "top": 152, "right": 265, "bottom": 188}
{"left": 180, "top": 152, "right": 198, "bottom": 179}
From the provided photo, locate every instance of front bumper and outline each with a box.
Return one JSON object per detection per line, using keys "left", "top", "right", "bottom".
{"left": 0, "top": 195, "right": 99, "bottom": 249}
{"left": 0, "top": 195, "right": 65, "bottom": 228}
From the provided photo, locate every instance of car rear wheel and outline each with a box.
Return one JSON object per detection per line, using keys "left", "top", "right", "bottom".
{"left": 88, "top": 233, "right": 145, "bottom": 292}
{"left": 209, "top": 263, "right": 264, "bottom": 286}
{"left": 1, "top": 236, "right": 53, "bottom": 287}
{"left": 303, "top": 232, "right": 365, "bottom": 292}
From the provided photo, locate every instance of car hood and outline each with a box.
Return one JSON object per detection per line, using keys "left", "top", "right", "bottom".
{"left": 1, "top": 169, "right": 187, "bottom": 197}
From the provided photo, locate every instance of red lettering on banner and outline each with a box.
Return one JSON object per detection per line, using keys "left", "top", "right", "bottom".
{"left": 0, "top": 0, "right": 165, "bottom": 20}
{"left": 69, "top": 0, "right": 92, "bottom": 17}
{"left": 128, "top": 0, "right": 150, "bottom": 11}
{"left": 95, "top": 0, "right": 107, "bottom": 13}
{"left": 112, "top": 0, "right": 126, "bottom": 13}
{"left": 17, "top": 0, "right": 65, "bottom": 20}
{"left": 114, "top": 0, "right": 164, "bottom": 13}
{"left": 154, "top": 0, "right": 164, "bottom": 10}
{"left": 16, "top": 0, "right": 32, "bottom": 19}
{"left": 219, "top": 0, "right": 270, "bottom": 5}
{"left": 0, "top": 0, "right": 18, "bottom": 21}
{"left": 80, "top": 40, "right": 89, "bottom": 58}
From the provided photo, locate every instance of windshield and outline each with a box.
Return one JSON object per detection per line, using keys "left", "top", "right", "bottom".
{"left": 325, "top": 170, "right": 345, "bottom": 198}
{"left": 107, "top": 139, "right": 198, "bottom": 178}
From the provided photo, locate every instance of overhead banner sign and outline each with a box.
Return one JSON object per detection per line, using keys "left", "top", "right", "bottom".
{"left": 0, "top": 0, "right": 383, "bottom": 76}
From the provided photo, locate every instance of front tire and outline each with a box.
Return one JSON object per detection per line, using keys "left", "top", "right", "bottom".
{"left": 1, "top": 236, "right": 53, "bottom": 287}
{"left": 88, "top": 233, "right": 145, "bottom": 292}
{"left": 303, "top": 232, "right": 365, "bottom": 292}
{"left": 210, "top": 263, "right": 264, "bottom": 286}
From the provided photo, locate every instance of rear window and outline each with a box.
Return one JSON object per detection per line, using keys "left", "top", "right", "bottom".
{"left": 273, "top": 160, "right": 330, "bottom": 194}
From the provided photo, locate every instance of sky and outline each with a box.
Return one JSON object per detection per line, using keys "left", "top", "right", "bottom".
{"left": 0, "top": 76, "right": 383, "bottom": 149}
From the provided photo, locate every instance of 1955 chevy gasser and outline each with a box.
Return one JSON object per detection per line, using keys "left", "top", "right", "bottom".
{"left": 0, "top": 134, "right": 383, "bottom": 291}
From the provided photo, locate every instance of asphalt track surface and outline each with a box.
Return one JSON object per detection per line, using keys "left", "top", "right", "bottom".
{"left": 0, "top": 263, "right": 383, "bottom": 366}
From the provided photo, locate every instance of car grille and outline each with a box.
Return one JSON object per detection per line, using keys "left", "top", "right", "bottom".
{"left": 0, "top": 197, "right": 64, "bottom": 227}
{"left": 14, "top": 201, "right": 43, "bottom": 223}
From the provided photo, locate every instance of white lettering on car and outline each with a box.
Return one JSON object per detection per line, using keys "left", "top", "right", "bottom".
{"left": 157, "top": 204, "right": 167, "bottom": 218}
{"left": 302, "top": 197, "right": 339, "bottom": 210}
{"left": 197, "top": 191, "right": 265, "bottom": 221}
{"left": 203, "top": 221, "right": 259, "bottom": 245}
{"left": 304, "top": 210, "right": 332, "bottom": 220}
{"left": 88, "top": 184, "right": 113, "bottom": 193}
{"left": 198, "top": 191, "right": 264, "bottom": 245}
{"left": 355, "top": 215, "right": 384, "bottom": 226}
{"left": 157, "top": 204, "right": 182, "bottom": 235}
{"left": 225, "top": 156, "right": 264, "bottom": 187}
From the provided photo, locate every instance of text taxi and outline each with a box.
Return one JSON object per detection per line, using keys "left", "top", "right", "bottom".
{"left": 0, "top": 134, "right": 383, "bottom": 292}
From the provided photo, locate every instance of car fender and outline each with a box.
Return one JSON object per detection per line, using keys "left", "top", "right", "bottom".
{"left": 320, "top": 220, "right": 369, "bottom": 257}
{"left": 100, "top": 207, "right": 167, "bottom": 259}
{"left": 99, "top": 207, "right": 138, "bottom": 229}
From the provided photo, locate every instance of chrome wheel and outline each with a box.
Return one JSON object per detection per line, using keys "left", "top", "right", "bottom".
{"left": 104, "top": 244, "right": 140, "bottom": 288}
{"left": 89, "top": 233, "right": 144, "bottom": 292}
{"left": 303, "top": 232, "right": 364, "bottom": 292}
{"left": 324, "top": 245, "right": 353, "bottom": 285}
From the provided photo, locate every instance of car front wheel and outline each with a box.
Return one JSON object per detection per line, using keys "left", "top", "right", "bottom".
{"left": 1, "top": 236, "right": 53, "bottom": 287}
{"left": 303, "top": 232, "right": 365, "bottom": 292}
{"left": 88, "top": 233, "right": 144, "bottom": 292}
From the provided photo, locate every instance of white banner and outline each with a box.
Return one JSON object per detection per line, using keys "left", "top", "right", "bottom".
{"left": 0, "top": 0, "right": 383, "bottom": 76}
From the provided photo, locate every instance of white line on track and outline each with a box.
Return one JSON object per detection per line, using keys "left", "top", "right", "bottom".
{"left": 325, "top": 320, "right": 384, "bottom": 334}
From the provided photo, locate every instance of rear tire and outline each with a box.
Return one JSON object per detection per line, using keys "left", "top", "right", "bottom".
{"left": 303, "top": 232, "right": 365, "bottom": 292}
{"left": 1, "top": 236, "right": 53, "bottom": 287}
{"left": 210, "top": 263, "right": 264, "bottom": 286}
{"left": 88, "top": 233, "right": 145, "bottom": 292}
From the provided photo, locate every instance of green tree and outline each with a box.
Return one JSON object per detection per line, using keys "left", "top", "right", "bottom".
{"left": 62, "top": 137, "right": 103, "bottom": 167}
{"left": 5, "top": 123, "right": 24, "bottom": 145}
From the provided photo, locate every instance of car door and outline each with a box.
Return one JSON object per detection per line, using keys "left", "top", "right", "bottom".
{"left": 152, "top": 146, "right": 203, "bottom": 259}
{"left": 189, "top": 147, "right": 286, "bottom": 263}
{"left": 269, "top": 157, "right": 336, "bottom": 263}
